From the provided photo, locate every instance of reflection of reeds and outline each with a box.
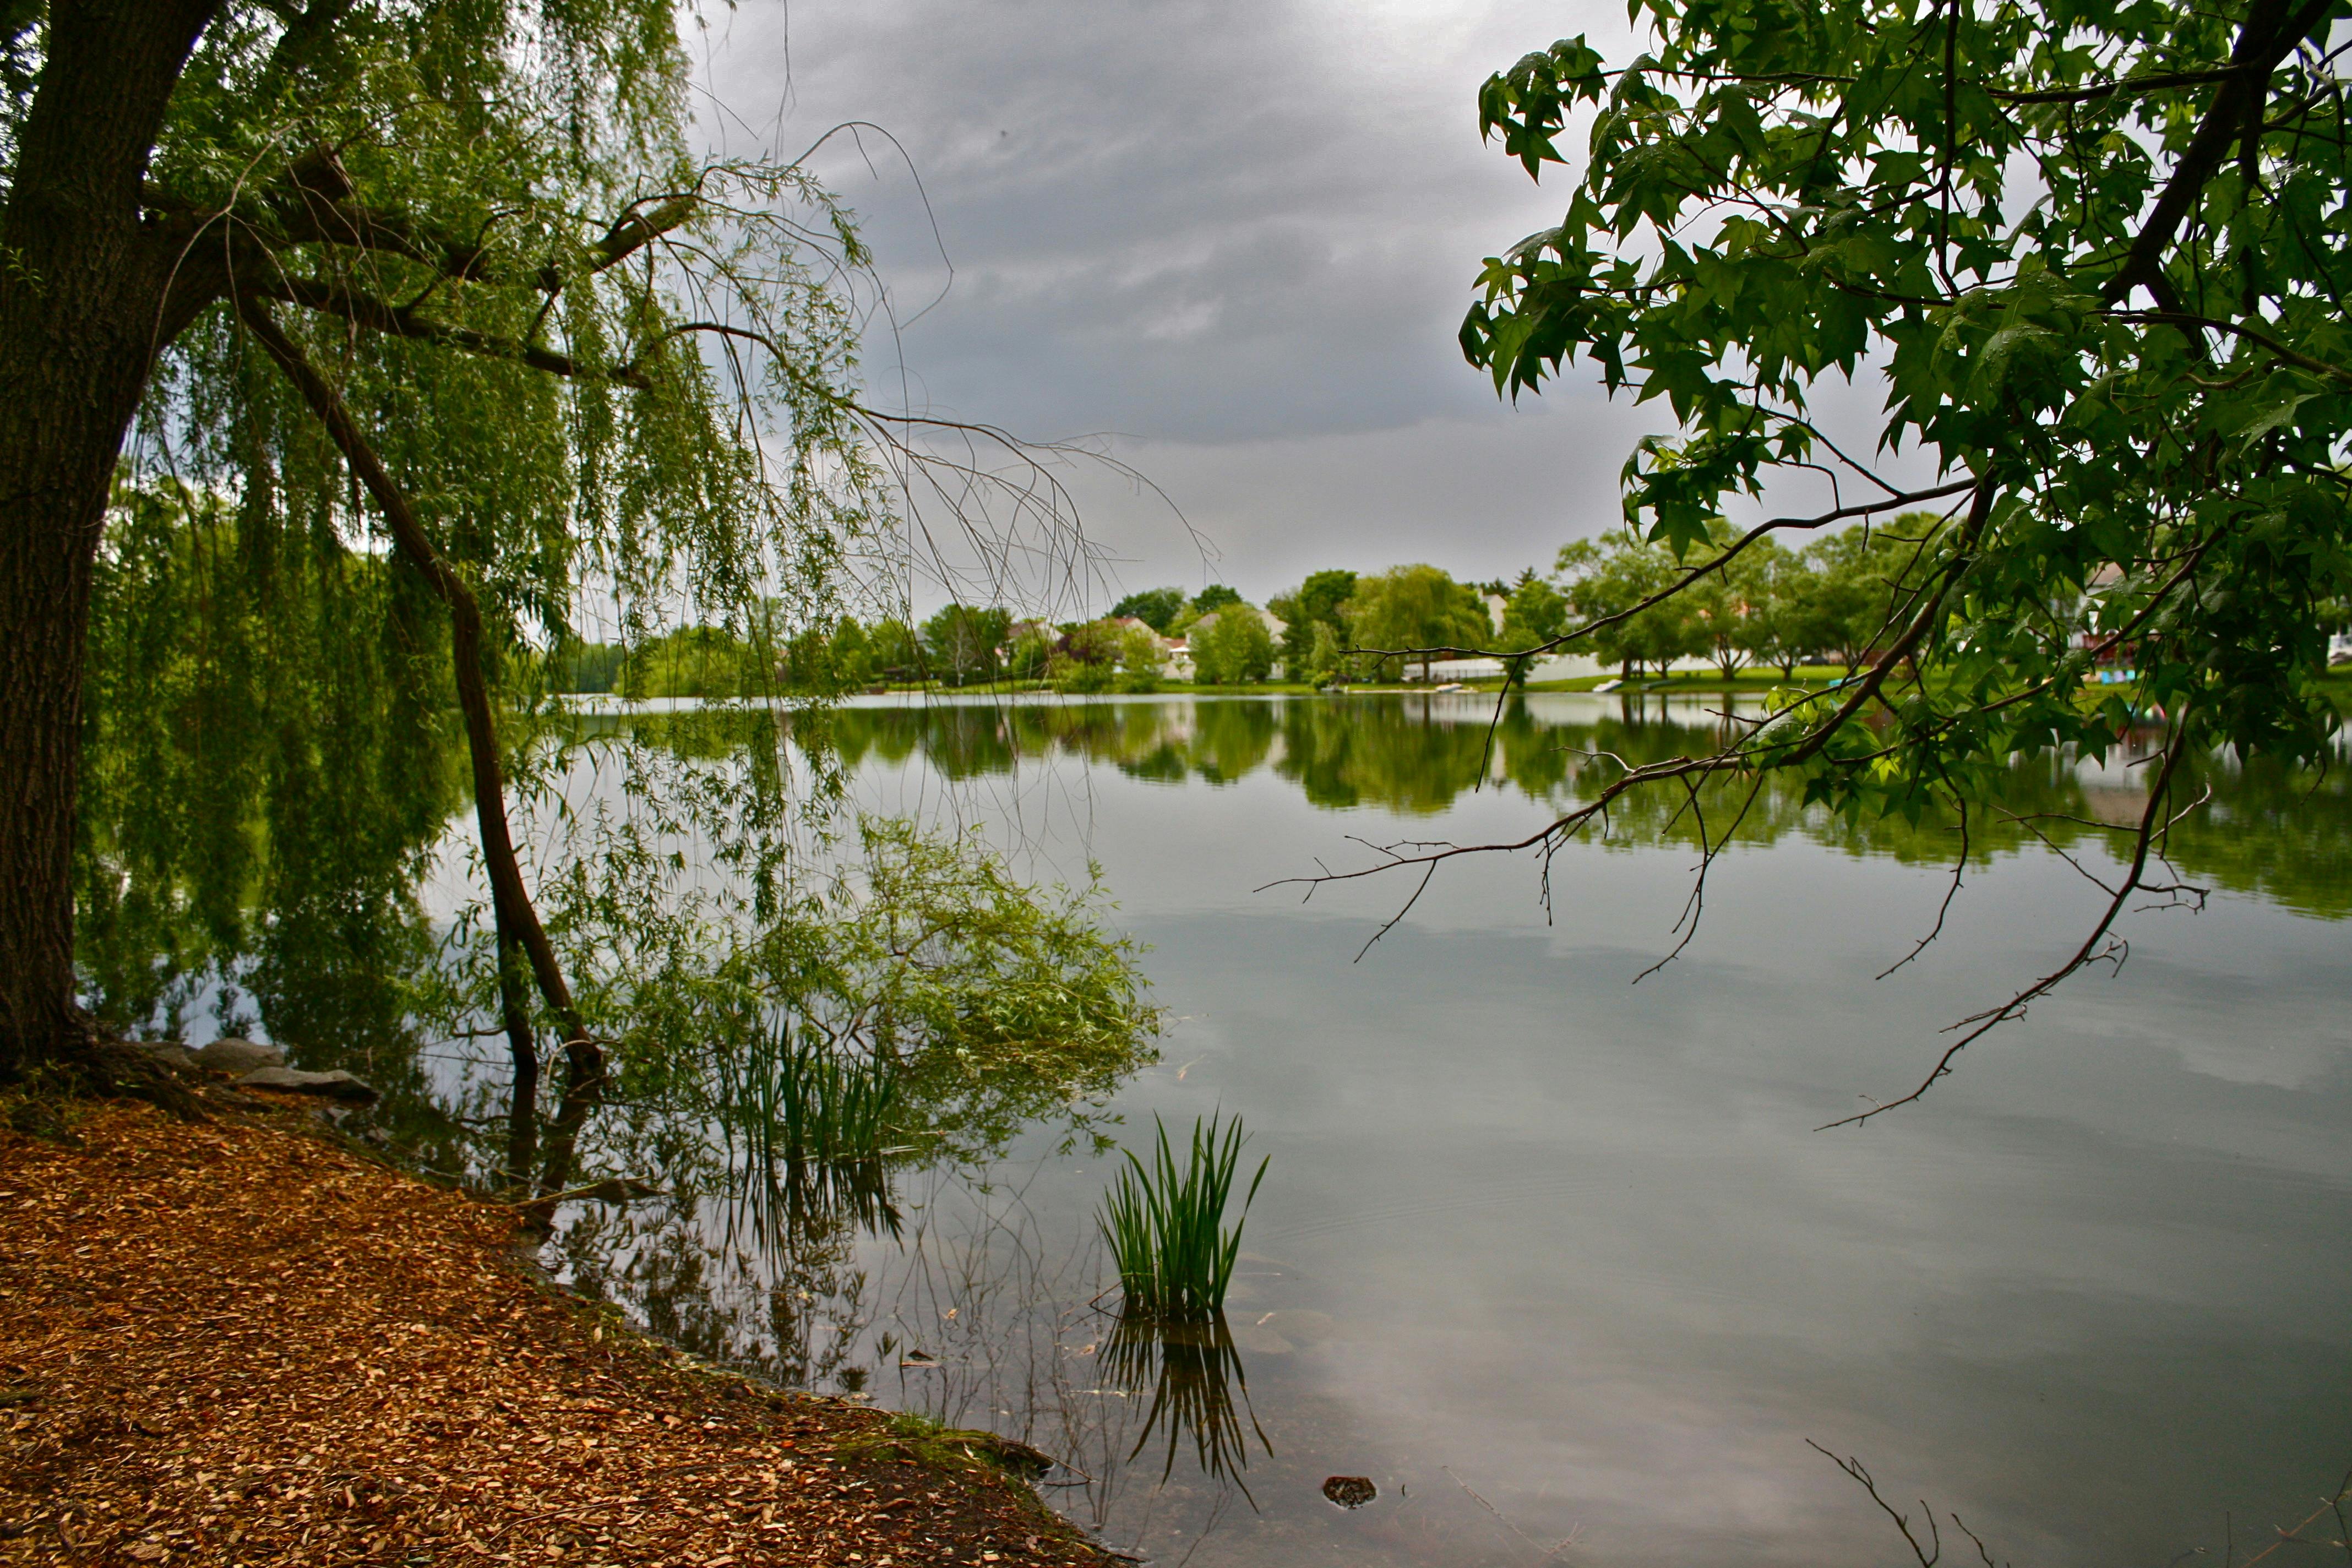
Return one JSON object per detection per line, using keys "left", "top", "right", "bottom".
{"left": 714, "top": 1019, "right": 905, "bottom": 1246}
{"left": 765, "top": 1019, "right": 899, "bottom": 1162}
{"left": 753, "top": 1149, "right": 902, "bottom": 1242}
{"left": 1091, "top": 1115, "right": 1271, "bottom": 1505}
{"left": 1102, "top": 1310, "right": 1268, "bottom": 1499}
{"left": 1097, "top": 1114, "right": 1265, "bottom": 1317}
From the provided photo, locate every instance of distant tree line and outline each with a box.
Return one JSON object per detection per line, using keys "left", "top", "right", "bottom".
{"left": 560, "top": 588, "right": 1229, "bottom": 699}
{"left": 1540, "top": 521, "right": 1931, "bottom": 683}
{"left": 1259, "top": 521, "right": 1940, "bottom": 686}
{"left": 557, "top": 524, "right": 1931, "bottom": 698}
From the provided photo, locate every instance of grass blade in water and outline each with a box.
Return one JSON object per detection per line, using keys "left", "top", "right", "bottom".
{"left": 1096, "top": 1112, "right": 1266, "bottom": 1319}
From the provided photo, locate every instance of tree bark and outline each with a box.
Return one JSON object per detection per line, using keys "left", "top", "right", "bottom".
{"left": 498, "top": 939, "right": 542, "bottom": 1182}
{"left": 0, "top": 0, "right": 225, "bottom": 1081}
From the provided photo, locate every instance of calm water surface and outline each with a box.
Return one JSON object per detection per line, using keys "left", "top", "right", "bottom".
{"left": 535, "top": 692, "right": 2352, "bottom": 1567}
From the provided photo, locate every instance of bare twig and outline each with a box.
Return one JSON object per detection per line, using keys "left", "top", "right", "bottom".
{"left": 2230, "top": 1466, "right": 2352, "bottom": 1567}
{"left": 1877, "top": 801, "right": 1971, "bottom": 979}
{"left": 1633, "top": 764, "right": 1768, "bottom": 983}
{"left": 1819, "top": 708, "right": 2195, "bottom": 1130}
{"left": 1808, "top": 1441, "right": 1941, "bottom": 1566}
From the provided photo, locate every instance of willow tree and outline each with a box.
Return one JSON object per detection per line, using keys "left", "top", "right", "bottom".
{"left": 0, "top": 0, "right": 1064, "bottom": 1153}
{"left": 1329, "top": 0, "right": 2351, "bottom": 1117}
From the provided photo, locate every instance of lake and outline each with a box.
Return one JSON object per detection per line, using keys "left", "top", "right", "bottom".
{"left": 172, "top": 688, "right": 2352, "bottom": 1566}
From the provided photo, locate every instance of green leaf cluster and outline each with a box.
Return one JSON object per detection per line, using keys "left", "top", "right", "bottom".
{"left": 1112, "top": 586, "right": 1188, "bottom": 633}
{"left": 1050, "top": 618, "right": 1166, "bottom": 693}
{"left": 1345, "top": 564, "right": 1494, "bottom": 680}
{"left": 1268, "top": 569, "right": 1359, "bottom": 683}
{"left": 1466, "top": 0, "right": 2352, "bottom": 815}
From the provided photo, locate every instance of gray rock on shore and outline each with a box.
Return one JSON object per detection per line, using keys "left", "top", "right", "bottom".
{"left": 236, "top": 1066, "right": 378, "bottom": 1104}
{"left": 195, "top": 1038, "right": 286, "bottom": 1073}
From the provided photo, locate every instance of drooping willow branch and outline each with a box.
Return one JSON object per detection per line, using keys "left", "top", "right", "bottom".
{"left": 235, "top": 295, "right": 603, "bottom": 1200}
{"left": 236, "top": 262, "right": 1152, "bottom": 621}
{"left": 211, "top": 175, "right": 1147, "bottom": 1184}
{"left": 610, "top": 315, "right": 1185, "bottom": 614}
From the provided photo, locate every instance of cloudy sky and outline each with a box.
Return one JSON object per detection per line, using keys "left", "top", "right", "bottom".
{"left": 687, "top": 1, "right": 1814, "bottom": 611}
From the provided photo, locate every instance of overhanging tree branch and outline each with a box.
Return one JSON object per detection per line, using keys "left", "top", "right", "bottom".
{"left": 243, "top": 273, "right": 651, "bottom": 386}
{"left": 1436, "top": 0, "right": 2346, "bottom": 1130}
{"left": 2103, "top": 0, "right": 2338, "bottom": 301}
{"left": 2111, "top": 308, "right": 2352, "bottom": 385}
{"left": 1817, "top": 714, "right": 2195, "bottom": 1129}
{"left": 235, "top": 295, "right": 603, "bottom": 1201}
{"left": 1984, "top": 62, "right": 2258, "bottom": 104}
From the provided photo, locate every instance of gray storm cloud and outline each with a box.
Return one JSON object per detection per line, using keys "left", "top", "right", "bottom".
{"left": 690, "top": 1, "right": 1904, "bottom": 607}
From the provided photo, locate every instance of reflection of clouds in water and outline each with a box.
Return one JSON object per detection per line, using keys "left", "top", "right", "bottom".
{"left": 2064, "top": 956, "right": 2352, "bottom": 1092}
{"left": 2170, "top": 1032, "right": 2351, "bottom": 1092}
{"left": 1100, "top": 863, "right": 2352, "bottom": 1565}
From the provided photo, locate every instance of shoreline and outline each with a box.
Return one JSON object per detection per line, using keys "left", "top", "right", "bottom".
{"left": 0, "top": 1098, "right": 1115, "bottom": 1567}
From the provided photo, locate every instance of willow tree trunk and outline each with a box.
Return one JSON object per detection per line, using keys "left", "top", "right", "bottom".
{"left": 0, "top": 0, "right": 224, "bottom": 1081}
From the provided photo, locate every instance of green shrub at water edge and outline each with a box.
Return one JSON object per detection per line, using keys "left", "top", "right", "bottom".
{"left": 1098, "top": 1113, "right": 1267, "bottom": 1318}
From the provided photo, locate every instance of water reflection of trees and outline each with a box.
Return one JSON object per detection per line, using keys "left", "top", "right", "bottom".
{"left": 77, "top": 517, "right": 475, "bottom": 1168}
{"left": 553, "top": 1175, "right": 881, "bottom": 1393}
{"left": 1278, "top": 698, "right": 1497, "bottom": 812}
{"left": 820, "top": 696, "right": 2352, "bottom": 916}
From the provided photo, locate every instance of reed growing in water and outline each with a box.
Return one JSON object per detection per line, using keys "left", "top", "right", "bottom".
{"left": 1097, "top": 1113, "right": 1266, "bottom": 1319}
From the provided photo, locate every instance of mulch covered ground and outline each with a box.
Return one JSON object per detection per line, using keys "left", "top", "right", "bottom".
{"left": 0, "top": 1099, "right": 1114, "bottom": 1567}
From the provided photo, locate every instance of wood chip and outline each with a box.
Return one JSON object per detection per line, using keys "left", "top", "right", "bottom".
{"left": 1, "top": 1103, "right": 1107, "bottom": 1565}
